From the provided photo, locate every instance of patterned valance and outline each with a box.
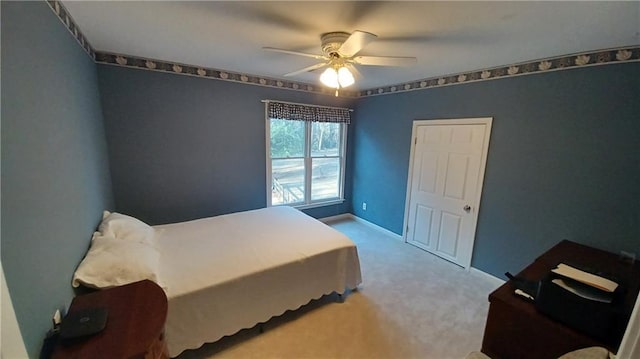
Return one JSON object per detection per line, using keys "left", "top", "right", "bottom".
{"left": 266, "top": 101, "right": 351, "bottom": 124}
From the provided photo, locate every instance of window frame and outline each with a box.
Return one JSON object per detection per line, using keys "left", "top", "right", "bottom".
{"left": 266, "top": 117, "right": 347, "bottom": 209}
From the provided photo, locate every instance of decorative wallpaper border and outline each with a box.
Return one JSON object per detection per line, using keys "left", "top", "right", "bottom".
{"left": 94, "top": 52, "right": 358, "bottom": 97}
{"left": 46, "top": 0, "right": 95, "bottom": 59}
{"left": 46, "top": 0, "right": 638, "bottom": 99}
{"left": 356, "top": 46, "right": 640, "bottom": 97}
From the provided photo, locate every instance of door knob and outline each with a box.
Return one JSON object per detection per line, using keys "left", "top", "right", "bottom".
{"left": 463, "top": 205, "right": 471, "bottom": 212}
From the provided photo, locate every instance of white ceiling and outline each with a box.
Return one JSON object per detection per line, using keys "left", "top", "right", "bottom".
{"left": 62, "top": 1, "right": 639, "bottom": 91}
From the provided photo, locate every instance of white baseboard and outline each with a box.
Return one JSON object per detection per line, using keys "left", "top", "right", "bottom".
{"left": 320, "top": 213, "right": 404, "bottom": 242}
{"left": 349, "top": 215, "right": 404, "bottom": 242}
{"left": 470, "top": 267, "right": 506, "bottom": 289}
{"left": 318, "top": 213, "right": 352, "bottom": 223}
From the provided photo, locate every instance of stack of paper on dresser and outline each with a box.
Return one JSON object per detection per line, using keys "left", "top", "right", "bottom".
{"left": 550, "top": 263, "right": 619, "bottom": 303}
{"left": 535, "top": 260, "right": 627, "bottom": 344}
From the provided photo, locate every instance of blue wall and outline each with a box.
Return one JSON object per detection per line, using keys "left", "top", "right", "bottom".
{"left": 1, "top": 2, "right": 113, "bottom": 357}
{"left": 97, "top": 65, "right": 355, "bottom": 225}
{"left": 351, "top": 63, "right": 640, "bottom": 278}
{"left": 2, "top": 3, "right": 638, "bottom": 356}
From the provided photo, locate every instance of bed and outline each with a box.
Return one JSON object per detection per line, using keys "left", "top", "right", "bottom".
{"left": 72, "top": 206, "right": 362, "bottom": 357}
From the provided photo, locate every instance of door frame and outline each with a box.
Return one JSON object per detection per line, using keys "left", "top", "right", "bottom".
{"left": 402, "top": 117, "right": 493, "bottom": 269}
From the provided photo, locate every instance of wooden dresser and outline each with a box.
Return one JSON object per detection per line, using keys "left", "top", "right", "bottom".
{"left": 52, "top": 280, "right": 168, "bottom": 359}
{"left": 481, "top": 240, "right": 640, "bottom": 359}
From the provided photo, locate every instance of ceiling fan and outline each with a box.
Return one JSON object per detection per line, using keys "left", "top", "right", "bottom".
{"left": 263, "top": 30, "right": 417, "bottom": 92}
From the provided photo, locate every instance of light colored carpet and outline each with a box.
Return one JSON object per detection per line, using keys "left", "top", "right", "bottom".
{"left": 176, "top": 217, "right": 501, "bottom": 359}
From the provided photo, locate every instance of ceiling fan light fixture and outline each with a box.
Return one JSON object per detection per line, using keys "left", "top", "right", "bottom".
{"left": 320, "top": 67, "right": 339, "bottom": 88}
{"left": 266, "top": 30, "right": 417, "bottom": 93}
{"left": 338, "top": 66, "right": 354, "bottom": 88}
{"left": 320, "top": 66, "right": 354, "bottom": 89}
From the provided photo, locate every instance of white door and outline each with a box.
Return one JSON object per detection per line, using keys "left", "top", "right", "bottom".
{"left": 404, "top": 118, "right": 492, "bottom": 268}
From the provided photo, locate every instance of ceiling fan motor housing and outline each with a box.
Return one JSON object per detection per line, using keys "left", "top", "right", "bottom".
{"left": 321, "top": 32, "right": 350, "bottom": 57}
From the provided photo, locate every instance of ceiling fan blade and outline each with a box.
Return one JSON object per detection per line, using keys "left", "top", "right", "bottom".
{"left": 354, "top": 55, "right": 417, "bottom": 67}
{"left": 263, "top": 47, "right": 326, "bottom": 60}
{"left": 376, "top": 35, "right": 434, "bottom": 43}
{"left": 378, "top": 29, "right": 492, "bottom": 45}
{"left": 284, "top": 62, "right": 328, "bottom": 77}
{"left": 338, "top": 30, "right": 377, "bottom": 57}
{"left": 219, "top": 3, "right": 318, "bottom": 33}
{"left": 341, "top": 2, "right": 384, "bottom": 26}
{"left": 345, "top": 63, "right": 362, "bottom": 79}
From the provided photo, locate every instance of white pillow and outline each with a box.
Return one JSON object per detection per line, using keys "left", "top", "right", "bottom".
{"left": 99, "top": 212, "right": 155, "bottom": 245}
{"left": 72, "top": 235, "right": 163, "bottom": 289}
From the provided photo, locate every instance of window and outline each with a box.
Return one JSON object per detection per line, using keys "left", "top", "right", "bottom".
{"left": 265, "top": 101, "right": 349, "bottom": 208}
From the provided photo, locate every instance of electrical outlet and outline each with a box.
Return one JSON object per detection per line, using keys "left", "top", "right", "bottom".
{"left": 362, "top": 202, "right": 367, "bottom": 211}
{"left": 620, "top": 251, "right": 636, "bottom": 265}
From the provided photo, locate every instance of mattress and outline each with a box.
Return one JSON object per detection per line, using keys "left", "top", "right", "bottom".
{"left": 153, "top": 206, "right": 362, "bottom": 357}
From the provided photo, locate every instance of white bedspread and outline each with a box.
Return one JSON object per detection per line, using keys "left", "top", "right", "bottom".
{"left": 153, "top": 206, "right": 362, "bottom": 357}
